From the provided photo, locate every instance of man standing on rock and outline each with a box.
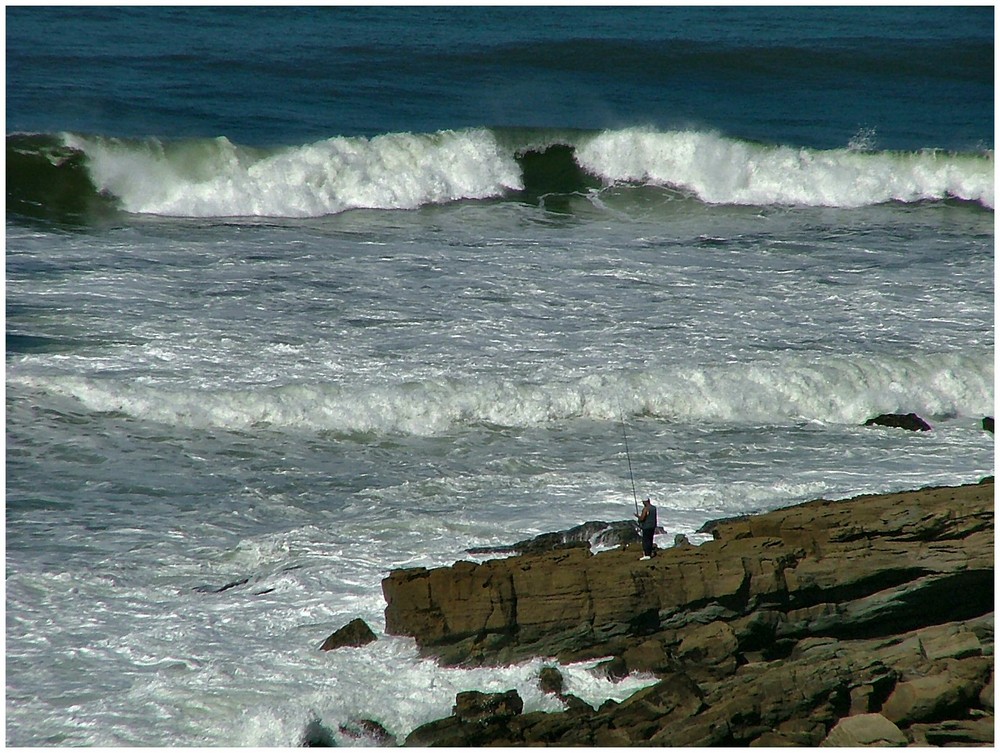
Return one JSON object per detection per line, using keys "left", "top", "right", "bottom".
{"left": 636, "top": 498, "right": 657, "bottom": 560}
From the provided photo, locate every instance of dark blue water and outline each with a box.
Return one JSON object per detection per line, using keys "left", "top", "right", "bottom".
{"left": 7, "top": 6, "right": 993, "bottom": 149}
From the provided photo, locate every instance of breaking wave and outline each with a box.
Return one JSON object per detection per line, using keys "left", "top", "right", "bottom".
{"left": 12, "top": 351, "right": 994, "bottom": 435}
{"left": 7, "top": 127, "right": 994, "bottom": 223}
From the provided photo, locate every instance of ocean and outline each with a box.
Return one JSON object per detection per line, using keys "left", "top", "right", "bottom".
{"left": 6, "top": 6, "right": 994, "bottom": 746}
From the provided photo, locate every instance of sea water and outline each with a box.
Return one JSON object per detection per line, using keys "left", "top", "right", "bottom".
{"left": 6, "top": 7, "right": 994, "bottom": 746}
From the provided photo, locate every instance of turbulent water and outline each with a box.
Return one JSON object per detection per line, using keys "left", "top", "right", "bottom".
{"left": 6, "top": 6, "right": 994, "bottom": 747}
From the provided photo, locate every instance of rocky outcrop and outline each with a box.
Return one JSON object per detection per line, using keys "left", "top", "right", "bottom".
{"left": 382, "top": 480, "right": 994, "bottom": 746}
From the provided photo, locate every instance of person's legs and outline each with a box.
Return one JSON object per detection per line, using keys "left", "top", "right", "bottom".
{"left": 642, "top": 528, "right": 654, "bottom": 558}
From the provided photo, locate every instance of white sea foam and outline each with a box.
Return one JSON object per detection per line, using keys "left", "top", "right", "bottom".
{"left": 13, "top": 350, "right": 994, "bottom": 434}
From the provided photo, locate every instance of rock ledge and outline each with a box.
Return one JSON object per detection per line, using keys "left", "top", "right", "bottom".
{"left": 382, "top": 481, "right": 994, "bottom": 746}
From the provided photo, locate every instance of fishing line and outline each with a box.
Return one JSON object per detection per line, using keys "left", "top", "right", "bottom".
{"left": 619, "top": 407, "right": 639, "bottom": 517}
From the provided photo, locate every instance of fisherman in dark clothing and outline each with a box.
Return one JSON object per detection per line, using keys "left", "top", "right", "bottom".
{"left": 636, "top": 497, "right": 657, "bottom": 560}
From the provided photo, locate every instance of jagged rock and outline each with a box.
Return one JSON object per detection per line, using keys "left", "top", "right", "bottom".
{"left": 404, "top": 691, "right": 525, "bottom": 747}
{"left": 864, "top": 412, "right": 932, "bottom": 431}
{"left": 561, "top": 693, "right": 594, "bottom": 713}
{"left": 820, "top": 713, "right": 907, "bottom": 746}
{"left": 319, "top": 618, "right": 376, "bottom": 651}
{"left": 622, "top": 637, "right": 672, "bottom": 674}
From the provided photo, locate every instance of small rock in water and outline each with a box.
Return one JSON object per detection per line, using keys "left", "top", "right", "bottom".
{"left": 864, "top": 412, "right": 932, "bottom": 431}
{"left": 320, "top": 617, "right": 376, "bottom": 651}
{"left": 539, "top": 665, "right": 564, "bottom": 695}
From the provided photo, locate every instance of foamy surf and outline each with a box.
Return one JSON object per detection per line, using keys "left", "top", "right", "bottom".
{"left": 12, "top": 350, "right": 993, "bottom": 434}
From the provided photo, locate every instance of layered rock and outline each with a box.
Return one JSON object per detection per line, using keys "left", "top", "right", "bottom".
{"left": 381, "top": 480, "right": 994, "bottom": 746}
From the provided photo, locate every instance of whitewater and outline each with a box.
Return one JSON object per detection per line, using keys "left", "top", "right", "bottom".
{"left": 7, "top": 6, "right": 993, "bottom": 747}
{"left": 7, "top": 174, "right": 993, "bottom": 743}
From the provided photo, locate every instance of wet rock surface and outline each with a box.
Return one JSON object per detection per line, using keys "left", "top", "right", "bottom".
{"left": 382, "top": 480, "right": 994, "bottom": 746}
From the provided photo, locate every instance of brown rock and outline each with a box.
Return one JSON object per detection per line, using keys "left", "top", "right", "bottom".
{"left": 453, "top": 689, "right": 523, "bottom": 722}
{"left": 880, "top": 657, "right": 993, "bottom": 725}
{"left": 820, "top": 713, "right": 907, "bottom": 746}
{"left": 538, "top": 665, "right": 564, "bottom": 695}
{"left": 908, "top": 717, "right": 995, "bottom": 746}
{"left": 676, "top": 620, "right": 739, "bottom": 678}
{"left": 622, "top": 637, "right": 672, "bottom": 674}
{"left": 380, "top": 482, "right": 994, "bottom": 747}
{"left": 319, "top": 618, "right": 376, "bottom": 651}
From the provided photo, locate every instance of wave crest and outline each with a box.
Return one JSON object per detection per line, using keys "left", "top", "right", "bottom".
{"left": 61, "top": 129, "right": 523, "bottom": 217}
{"left": 576, "top": 128, "right": 994, "bottom": 208}
{"left": 6, "top": 127, "right": 994, "bottom": 221}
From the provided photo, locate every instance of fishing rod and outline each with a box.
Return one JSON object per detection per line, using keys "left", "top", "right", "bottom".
{"left": 619, "top": 408, "right": 640, "bottom": 517}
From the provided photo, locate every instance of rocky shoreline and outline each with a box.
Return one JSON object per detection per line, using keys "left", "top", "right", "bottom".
{"left": 366, "top": 478, "right": 994, "bottom": 746}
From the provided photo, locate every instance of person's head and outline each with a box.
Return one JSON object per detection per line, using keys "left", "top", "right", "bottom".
{"left": 642, "top": 498, "right": 651, "bottom": 506}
